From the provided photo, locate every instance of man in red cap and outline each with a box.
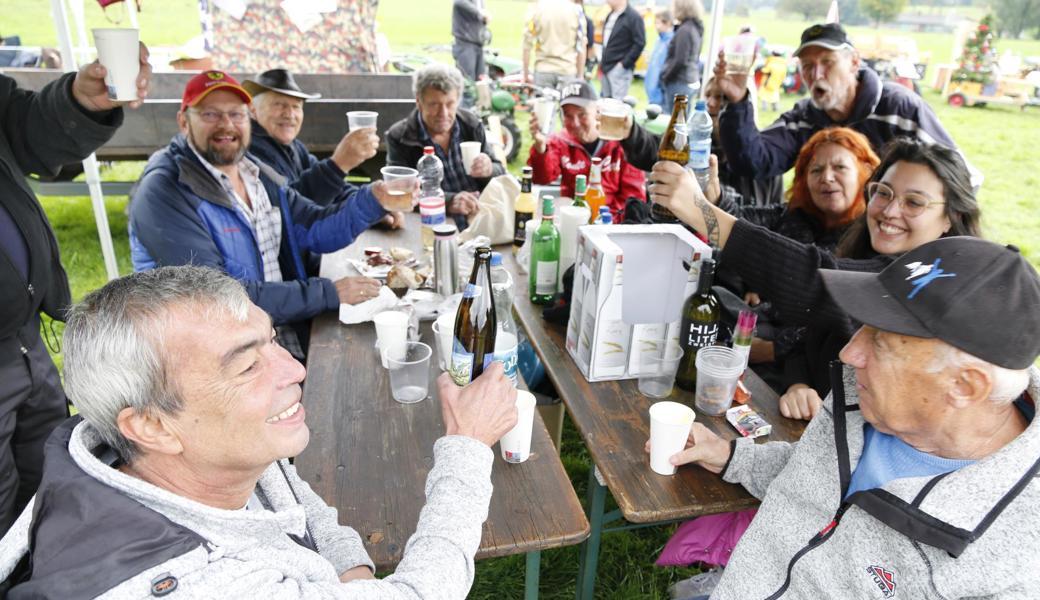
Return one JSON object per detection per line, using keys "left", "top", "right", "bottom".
{"left": 129, "top": 71, "right": 401, "bottom": 359}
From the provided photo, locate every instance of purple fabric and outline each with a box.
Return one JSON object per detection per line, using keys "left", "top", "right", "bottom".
{"left": 656, "top": 509, "right": 757, "bottom": 567}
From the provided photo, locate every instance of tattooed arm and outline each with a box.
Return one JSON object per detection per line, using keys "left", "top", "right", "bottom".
{"left": 649, "top": 160, "right": 737, "bottom": 250}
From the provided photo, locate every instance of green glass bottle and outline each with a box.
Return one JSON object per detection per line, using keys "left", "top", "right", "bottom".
{"left": 573, "top": 174, "right": 589, "bottom": 209}
{"left": 675, "top": 258, "right": 720, "bottom": 391}
{"left": 529, "top": 196, "right": 560, "bottom": 305}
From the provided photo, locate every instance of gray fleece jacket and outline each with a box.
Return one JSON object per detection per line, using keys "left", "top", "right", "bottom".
{"left": 0, "top": 419, "right": 494, "bottom": 598}
{"left": 712, "top": 365, "right": 1040, "bottom": 600}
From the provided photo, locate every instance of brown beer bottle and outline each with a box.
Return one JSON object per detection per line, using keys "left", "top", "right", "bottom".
{"left": 654, "top": 94, "right": 690, "bottom": 223}
{"left": 450, "top": 247, "right": 498, "bottom": 385}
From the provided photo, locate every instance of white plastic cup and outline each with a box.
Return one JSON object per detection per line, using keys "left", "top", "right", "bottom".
{"left": 724, "top": 36, "right": 756, "bottom": 75}
{"left": 386, "top": 341, "right": 432, "bottom": 404}
{"left": 694, "top": 346, "right": 745, "bottom": 416}
{"left": 92, "top": 28, "right": 140, "bottom": 102}
{"left": 379, "top": 166, "right": 417, "bottom": 210}
{"left": 460, "top": 141, "right": 482, "bottom": 175}
{"left": 374, "top": 310, "right": 409, "bottom": 368}
{"left": 500, "top": 390, "right": 537, "bottom": 463}
{"left": 649, "top": 401, "right": 695, "bottom": 476}
{"left": 431, "top": 312, "right": 456, "bottom": 371}
{"left": 533, "top": 97, "right": 556, "bottom": 136}
{"left": 347, "top": 110, "right": 378, "bottom": 132}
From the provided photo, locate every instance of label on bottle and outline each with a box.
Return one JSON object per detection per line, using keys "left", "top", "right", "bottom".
{"left": 513, "top": 211, "right": 533, "bottom": 247}
{"left": 462, "top": 283, "right": 483, "bottom": 299}
{"left": 690, "top": 138, "right": 711, "bottom": 170}
{"left": 684, "top": 322, "right": 718, "bottom": 352}
{"left": 450, "top": 338, "right": 494, "bottom": 386}
{"left": 420, "top": 200, "right": 446, "bottom": 226}
{"left": 535, "top": 261, "right": 558, "bottom": 295}
{"left": 493, "top": 331, "right": 519, "bottom": 386}
{"left": 732, "top": 342, "right": 751, "bottom": 373}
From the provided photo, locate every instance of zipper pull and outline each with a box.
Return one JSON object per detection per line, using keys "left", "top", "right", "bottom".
{"left": 27, "top": 284, "right": 34, "bottom": 297}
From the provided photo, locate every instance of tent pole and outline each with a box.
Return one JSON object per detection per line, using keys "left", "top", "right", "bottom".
{"left": 702, "top": 0, "right": 726, "bottom": 101}
{"left": 51, "top": 0, "right": 121, "bottom": 281}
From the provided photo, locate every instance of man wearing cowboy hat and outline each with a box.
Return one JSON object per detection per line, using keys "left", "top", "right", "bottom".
{"left": 129, "top": 71, "right": 399, "bottom": 360}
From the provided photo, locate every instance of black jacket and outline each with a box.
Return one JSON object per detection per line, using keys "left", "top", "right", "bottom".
{"left": 0, "top": 73, "right": 120, "bottom": 361}
{"left": 384, "top": 107, "right": 505, "bottom": 204}
{"left": 660, "top": 17, "right": 703, "bottom": 86}
{"left": 600, "top": 4, "right": 645, "bottom": 73}
{"left": 248, "top": 120, "right": 352, "bottom": 207}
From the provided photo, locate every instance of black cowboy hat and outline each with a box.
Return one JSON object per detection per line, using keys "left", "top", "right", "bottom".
{"left": 242, "top": 68, "right": 321, "bottom": 100}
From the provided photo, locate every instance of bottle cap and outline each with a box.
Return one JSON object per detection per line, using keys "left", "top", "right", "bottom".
{"left": 433, "top": 223, "right": 458, "bottom": 238}
{"left": 574, "top": 174, "right": 587, "bottom": 195}
{"left": 522, "top": 165, "right": 533, "bottom": 176}
{"left": 490, "top": 252, "right": 503, "bottom": 267}
{"left": 422, "top": 146, "right": 434, "bottom": 155}
{"left": 542, "top": 196, "right": 555, "bottom": 216}
{"left": 695, "top": 100, "right": 707, "bottom": 111}
{"left": 599, "top": 206, "right": 610, "bottom": 214}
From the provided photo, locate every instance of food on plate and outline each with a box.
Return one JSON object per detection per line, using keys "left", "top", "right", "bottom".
{"left": 387, "top": 264, "right": 424, "bottom": 291}
{"left": 389, "top": 247, "right": 414, "bottom": 262}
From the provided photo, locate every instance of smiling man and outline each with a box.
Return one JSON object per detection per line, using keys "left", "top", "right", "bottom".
{"left": 129, "top": 71, "right": 400, "bottom": 360}
{"left": 710, "top": 23, "right": 978, "bottom": 187}
{"left": 0, "top": 266, "right": 518, "bottom": 597}
{"left": 656, "top": 236, "right": 1040, "bottom": 598}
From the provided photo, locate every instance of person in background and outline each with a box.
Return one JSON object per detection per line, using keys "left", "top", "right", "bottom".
{"left": 528, "top": 79, "right": 646, "bottom": 222}
{"left": 659, "top": 0, "right": 705, "bottom": 110}
{"left": 522, "top": 0, "right": 588, "bottom": 89}
{"left": 649, "top": 138, "right": 983, "bottom": 417}
{"left": 452, "top": 0, "right": 489, "bottom": 82}
{"left": 574, "top": 0, "right": 596, "bottom": 78}
{"left": 386, "top": 63, "right": 505, "bottom": 228}
{"left": 757, "top": 49, "right": 786, "bottom": 112}
{"left": 644, "top": 8, "right": 674, "bottom": 107}
{"left": 0, "top": 266, "right": 519, "bottom": 598}
{"left": 0, "top": 45, "right": 151, "bottom": 536}
{"left": 599, "top": 0, "right": 645, "bottom": 99}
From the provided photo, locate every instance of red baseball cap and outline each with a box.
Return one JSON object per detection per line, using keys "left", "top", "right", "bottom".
{"left": 181, "top": 70, "right": 252, "bottom": 111}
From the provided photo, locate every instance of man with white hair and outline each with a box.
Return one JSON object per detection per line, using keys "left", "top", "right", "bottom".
{"left": 659, "top": 236, "right": 1040, "bottom": 598}
{"left": 0, "top": 266, "right": 518, "bottom": 597}
{"left": 711, "top": 23, "right": 977, "bottom": 185}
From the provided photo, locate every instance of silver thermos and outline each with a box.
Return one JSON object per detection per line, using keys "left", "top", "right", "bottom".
{"left": 433, "top": 223, "right": 459, "bottom": 296}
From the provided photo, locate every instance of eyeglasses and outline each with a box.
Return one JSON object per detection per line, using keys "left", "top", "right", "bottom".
{"left": 190, "top": 108, "right": 250, "bottom": 124}
{"left": 866, "top": 182, "right": 944, "bottom": 218}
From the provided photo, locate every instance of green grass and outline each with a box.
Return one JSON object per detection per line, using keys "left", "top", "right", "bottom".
{"left": 15, "top": 1, "right": 1040, "bottom": 597}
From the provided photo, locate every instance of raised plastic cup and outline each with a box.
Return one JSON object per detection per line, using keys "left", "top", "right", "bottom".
{"left": 373, "top": 310, "right": 409, "bottom": 368}
{"left": 596, "top": 98, "right": 631, "bottom": 141}
{"left": 694, "top": 346, "right": 745, "bottom": 416}
{"left": 460, "top": 141, "right": 482, "bottom": 174}
{"left": 500, "top": 390, "right": 536, "bottom": 463}
{"left": 431, "top": 312, "right": 456, "bottom": 371}
{"left": 649, "top": 401, "right": 695, "bottom": 476}
{"left": 638, "top": 341, "right": 684, "bottom": 398}
{"left": 92, "top": 28, "right": 140, "bottom": 102}
{"left": 379, "top": 166, "right": 417, "bottom": 211}
{"left": 346, "top": 110, "right": 378, "bottom": 132}
{"left": 533, "top": 97, "right": 556, "bottom": 136}
{"left": 385, "top": 341, "right": 432, "bottom": 404}
{"left": 724, "top": 36, "right": 757, "bottom": 75}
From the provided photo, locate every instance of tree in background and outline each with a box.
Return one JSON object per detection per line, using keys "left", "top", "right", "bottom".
{"left": 953, "top": 14, "right": 997, "bottom": 83}
{"left": 859, "top": 0, "right": 907, "bottom": 27}
{"left": 994, "top": 0, "right": 1040, "bottom": 39}
{"left": 778, "top": 0, "right": 831, "bottom": 21}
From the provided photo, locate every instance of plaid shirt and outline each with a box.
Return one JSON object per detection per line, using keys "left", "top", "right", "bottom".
{"left": 415, "top": 112, "right": 476, "bottom": 195}
{"left": 190, "top": 144, "right": 304, "bottom": 359}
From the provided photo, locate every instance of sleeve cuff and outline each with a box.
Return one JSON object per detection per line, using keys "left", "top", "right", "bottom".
{"left": 322, "top": 157, "right": 346, "bottom": 179}
{"left": 721, "top": 437, "right": 756, "bottom": 484}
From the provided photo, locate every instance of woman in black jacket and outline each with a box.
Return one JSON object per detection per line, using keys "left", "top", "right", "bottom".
{"left": 650, "top": 138, "right": 983, "bottom": 420}
{"left": 660, "top": 0, "right": 705, "bottom": 111}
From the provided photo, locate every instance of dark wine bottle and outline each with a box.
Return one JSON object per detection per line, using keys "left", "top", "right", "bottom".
{"left": 675, "top": 258, "right": 720, "bottom": 391}
{"left": 450, "top": 247, "right": 498, "bottom": 385}
{"left": 653, "top": 94, "right": 690, "bottom": 224}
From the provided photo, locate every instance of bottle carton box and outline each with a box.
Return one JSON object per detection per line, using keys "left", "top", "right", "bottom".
{"left": 565, "top": 224, "right": 712, "bottom": 382}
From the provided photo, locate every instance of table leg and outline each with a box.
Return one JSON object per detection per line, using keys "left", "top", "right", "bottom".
{"left": 524, "top": 551, "right": 541, "bottom": 599}
{"left": 576, "top": 466, "right": 607, "bottom": 600}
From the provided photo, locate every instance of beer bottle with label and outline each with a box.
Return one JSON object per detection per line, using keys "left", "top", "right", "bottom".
{"left": 654, "top": 94, "right": 690, "bottom": 224}
{"left": 513, "top": 166, "right": 535, "bottom": 253}
{"left": 529, "top": 196, "right": 560, "bottom": 304}
{"left": 675, "top": 257, "right": 720, "bottom": 391}
{"left": 450, "top": 247, "right": 498, "bottom": 386}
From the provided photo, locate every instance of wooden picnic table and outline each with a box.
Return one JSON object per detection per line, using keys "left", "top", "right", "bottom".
{"left": 499, "top": 249, "right": 807, "bottom": 599}
{"left": 294, "top": 216, "right": 589, "bottom": 599}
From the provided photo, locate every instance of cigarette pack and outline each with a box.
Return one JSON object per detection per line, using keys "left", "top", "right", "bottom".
{"left": 726, "top": 405, "right": 772, "bottom": 439}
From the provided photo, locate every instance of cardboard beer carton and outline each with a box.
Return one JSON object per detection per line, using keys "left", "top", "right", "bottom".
{"left": 565, "top": 224, "right": 712, "bottom": 382}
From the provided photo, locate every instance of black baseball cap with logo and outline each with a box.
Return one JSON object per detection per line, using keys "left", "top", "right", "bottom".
{"left": 794, "top": 23, "right": 855, "bottom": 57}
{"left": 559, "top": 79, "right": 597, "bottom": 108}
{"left": 821, "top": 237, "right": 1040, "bottom": 369}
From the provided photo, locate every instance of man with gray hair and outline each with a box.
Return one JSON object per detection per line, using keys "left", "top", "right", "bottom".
{"left": 0, "top": 266, "right": 519, "bottom": 597}
{"left": 385, "top": 63, "right": 505, "bottom": 226}
{"left": 658, "top": 236, "right": 1040, "bottom": 598}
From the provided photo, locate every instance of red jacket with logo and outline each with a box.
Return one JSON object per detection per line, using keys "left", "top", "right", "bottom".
{"left": 527, "top": 132, "right": 646, "bottom": 223}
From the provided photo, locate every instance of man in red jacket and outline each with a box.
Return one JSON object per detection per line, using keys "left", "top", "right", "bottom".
{"left": 527, "top": 79, "right": 646, "bottom": 222}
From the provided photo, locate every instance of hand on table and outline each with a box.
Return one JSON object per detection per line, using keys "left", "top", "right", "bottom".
{"left": 377, "top": 210, "right": 406, "bottom": 230}
{"left": 332, "top": 127, "right": 380, "bottom": 173}
{"left": 72, "top": 42, "right": 152, "bottom": 111}
{"left": 644, "top": 423, "right": 731, "bottom": 475}
{"left": 437, "top": 363, "right": 518, "bottom": 447}
{"left": 448, "top": 191, "right": 480, "bottom": 216}
{"left": 779, "top": 383, "right": 822, "bottom": 421}
{"left": 468, "top": 153, "right": 493, "bottom": 178}
{"left": 334, "top": 276, "right": 382, "bottom": 305}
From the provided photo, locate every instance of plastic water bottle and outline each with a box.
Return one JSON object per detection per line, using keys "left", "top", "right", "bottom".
{"left": 490, "top": 252, "right": 519, "bottom": 386}
{"left": 598, "top": 206, "right": 613, "bottom": 224}
{"left": 417, "top": 146, "right": 446, "bottom": 252}
{"left": 688, "top": 101, "right": 713, "bottom": 192}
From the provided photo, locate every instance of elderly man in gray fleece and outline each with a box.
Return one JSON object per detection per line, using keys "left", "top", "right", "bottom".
{"left": 0, "top": 265, "right": 518, "bottom": 598}
{"left": 660, "top": 237, "right": 1040, "bottom": 599}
